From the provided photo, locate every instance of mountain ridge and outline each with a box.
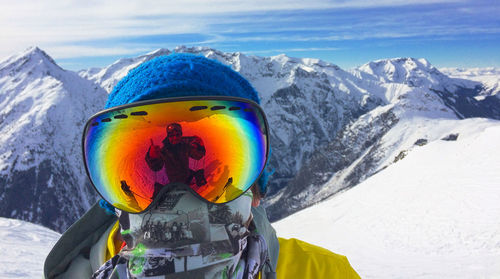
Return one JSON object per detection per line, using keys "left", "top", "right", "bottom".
{"left": 0, "top": 47, "right": 107, "bottom": 231}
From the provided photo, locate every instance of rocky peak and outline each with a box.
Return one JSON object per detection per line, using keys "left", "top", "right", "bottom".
{"left": 0, "top": 46, "right": 63, "bottom": 78}
{"left": 357, "top": 57, "right": 445, "bottom": 86}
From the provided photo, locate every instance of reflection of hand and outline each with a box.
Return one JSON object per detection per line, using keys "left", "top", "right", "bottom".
{"left": 149, "top": 144, "right": 161, "bottom": 158}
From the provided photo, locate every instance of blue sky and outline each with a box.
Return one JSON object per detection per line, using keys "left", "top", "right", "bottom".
{"left": 1, "top": 0, "right": 499, "bottom": 71}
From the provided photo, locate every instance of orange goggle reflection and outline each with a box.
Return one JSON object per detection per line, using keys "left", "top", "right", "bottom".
{"left": 83, "top": 98, "right": 268, "bottom": 213}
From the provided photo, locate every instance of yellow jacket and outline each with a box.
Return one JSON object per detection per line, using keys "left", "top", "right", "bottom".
{"left": 276, "top": 238, "right": 360, "bottom": 278}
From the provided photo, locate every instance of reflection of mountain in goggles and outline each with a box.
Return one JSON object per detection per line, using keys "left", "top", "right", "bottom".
{"left": 83, "top": 96, "right": 269, "bottom": 214}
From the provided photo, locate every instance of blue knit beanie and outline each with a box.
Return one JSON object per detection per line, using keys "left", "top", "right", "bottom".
{"left": 106, "top": 53, "right": 259, "bottom": 108}
{"left": 105, "top": 53, "right": 271, "bottom": 195}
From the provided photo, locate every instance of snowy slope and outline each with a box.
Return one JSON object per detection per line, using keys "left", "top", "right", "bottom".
{"left": 0, "top": 47, "right": 107, "bottom": 232}
{"left": 79, "top": 48, "right": 173, "bottom": 93}
{"left": 265, "top": 65, "right": 456, "bottom": 219}
{"left": 273, "top": 118, "right": 500, "bottom": 278}
{"left": 267, "top": 57, "right": 500, "bottom": 221}
{"left": 0, "top": 217, "right": 60, "bottom": 278}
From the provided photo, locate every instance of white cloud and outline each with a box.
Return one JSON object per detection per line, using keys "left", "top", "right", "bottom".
{"left": 0, "top": 0, "right": 484, "bottom": 60}
{"left": 0, "top": 0, "right": 464, "bottom": 18}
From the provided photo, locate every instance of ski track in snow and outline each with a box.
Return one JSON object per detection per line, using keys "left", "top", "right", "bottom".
{"left": 0, "top": 218, "right": 60, "bottom": 278}
{"left": 273, "top": 119, "right": 500, "bottom": 279}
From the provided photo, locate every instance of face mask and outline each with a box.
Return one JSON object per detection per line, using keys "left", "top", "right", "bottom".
{"left": 116, "top": 185, "right": 254, "bottom": 278}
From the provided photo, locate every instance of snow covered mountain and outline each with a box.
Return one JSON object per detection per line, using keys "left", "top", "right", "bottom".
{"left": 273, "top": 119, "right": 500, "bottom": 278}
{"left": 354, "top": 58, "right": 500, "bottom": 119}
{"left": 1, "top": 46, "right": 499, "bottom": 232}
{"left": 79, "top": 48, "right": 173, "bottom": 93}
{"left": 0, "top": 47, "right": 107, "bottom": 232}
{"left": 266, "top": 57, "right": 500, "bottom": 220}
{"left": 0, "top": 217, "right": 60, "bottom": 278}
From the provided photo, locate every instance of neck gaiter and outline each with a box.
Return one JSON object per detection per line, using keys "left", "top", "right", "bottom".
{"left": 93, "top": 185, "right": 262, "bottom": 279}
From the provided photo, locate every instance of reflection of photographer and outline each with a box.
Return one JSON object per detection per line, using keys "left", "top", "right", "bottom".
{"left": 145, "top": 123, "right": 207, "bottom": 194}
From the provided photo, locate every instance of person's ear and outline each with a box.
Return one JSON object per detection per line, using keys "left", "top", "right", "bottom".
{"left": 250, "top": 184, "right": 262, "bottom": 207}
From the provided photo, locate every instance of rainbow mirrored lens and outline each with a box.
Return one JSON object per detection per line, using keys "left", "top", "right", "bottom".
{"left": 83, "top": 98, "right": 268, "bottom": 213}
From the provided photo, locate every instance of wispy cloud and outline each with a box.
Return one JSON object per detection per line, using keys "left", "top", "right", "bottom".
{"left": 1, "top": 0, "right": 498, "bottom": 69}
{"left": 0, "top": 0, "right": 464, "bottom": 45}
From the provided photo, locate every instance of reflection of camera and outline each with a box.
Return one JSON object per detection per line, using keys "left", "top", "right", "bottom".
{"left": 194, "top": 169, "right": 207, "bottom": 186}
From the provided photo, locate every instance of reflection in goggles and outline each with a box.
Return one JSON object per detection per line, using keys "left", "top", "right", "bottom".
{"left": 84, "top": 99, "right": 268, "bottom": 212}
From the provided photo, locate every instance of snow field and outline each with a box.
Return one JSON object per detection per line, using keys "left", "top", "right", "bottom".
{"left": 273, "top": 120, "right": 500, "bottom": 278}
{"left": 0, "top": 218, "right": 60, "bottom": 278}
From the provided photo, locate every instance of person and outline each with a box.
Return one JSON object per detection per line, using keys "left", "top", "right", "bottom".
{"left": 44, "top": 54, "right": 360, "bottom": 278}
{"left": 146, "top": 122, "right": 207, "bottom": 194}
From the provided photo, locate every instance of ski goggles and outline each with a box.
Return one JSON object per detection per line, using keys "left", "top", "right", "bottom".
{"left": 82, "top": 96, "right": 269, "bottom": 214}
